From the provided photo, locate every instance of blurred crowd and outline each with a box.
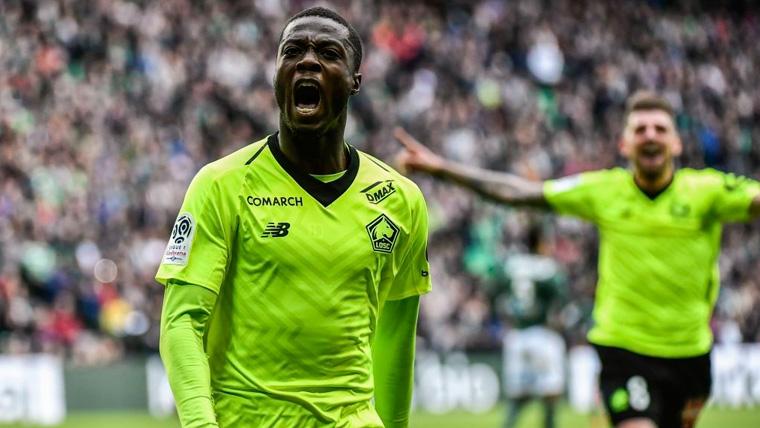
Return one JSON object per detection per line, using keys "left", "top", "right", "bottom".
{"left": 1, "top": 0, "right": 759, "bottom": 364}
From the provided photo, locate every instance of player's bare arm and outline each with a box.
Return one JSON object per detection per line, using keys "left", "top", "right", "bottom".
{"left": 394, "top": 127, "right": 548, "bottom": 208}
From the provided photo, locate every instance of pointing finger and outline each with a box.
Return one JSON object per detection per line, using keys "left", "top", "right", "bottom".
{"left": 393, "top": 127, "right": 420, "bottom": 150}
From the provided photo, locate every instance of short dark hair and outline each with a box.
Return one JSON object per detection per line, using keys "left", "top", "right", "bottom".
{"left": 279, "top": 7, "right": 363, "bottom": 73}
{"left": 624, "top": 90, "right": 675, "bottom": 121}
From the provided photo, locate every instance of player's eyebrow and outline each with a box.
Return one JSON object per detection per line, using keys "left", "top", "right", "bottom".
{"left": 316, "top": 39, "right": 345, "bottom": 48}
{"left": 282, "top": 34, "right": 347, "bottom": 50}
{"left": 283, "top": 37, "right": 344, "bottom": 49}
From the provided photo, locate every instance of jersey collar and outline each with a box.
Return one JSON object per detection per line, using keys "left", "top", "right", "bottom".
{"left": 632, "top": 171, "right": 675, "bottom": 201}
{"left": 267, "top": 133, "right": 360, "bottom": 207}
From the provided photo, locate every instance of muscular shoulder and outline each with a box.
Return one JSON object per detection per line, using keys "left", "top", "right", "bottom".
{"left": 192, "top": 137, "right": 269, "bottom": 189}
{"left": 677, "top": 167, "right": 731, "bottom": 185}
{"left": 677, "top": 167, "right": 760, "bottom": 198}
{"left": 547, "top": 167, "right": 626, "bottom": 194}
{"left": 674, "top": 168, "right": 733, "bottom": 195}
{"left": 585, "top": 167, "right": 629, "bottom": 184}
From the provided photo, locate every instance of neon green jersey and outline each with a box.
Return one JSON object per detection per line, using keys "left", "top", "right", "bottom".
{"left": 156, "top": 134, "right": 431, "bottom": 424}
{"left": 544, "top": 167, "right": 760, "bottom": 358}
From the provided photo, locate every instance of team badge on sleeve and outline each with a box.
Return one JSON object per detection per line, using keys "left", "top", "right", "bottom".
{"left": 162, "top": 213, "right": 195, "bottom": 265}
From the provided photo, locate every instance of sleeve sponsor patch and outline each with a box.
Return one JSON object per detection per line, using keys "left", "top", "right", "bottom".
{"left": 162, "top": 212, "right": 195, "bottom": 266}
{"left": 550, "top": 174, "right": 582, "bottom": 193}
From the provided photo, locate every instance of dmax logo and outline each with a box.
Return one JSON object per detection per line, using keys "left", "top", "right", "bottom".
{"left": 361, "top": 180, "right": 396, "bottom": 204}
{"left": 261, "top": 222, "right": 290, "bottom": 238}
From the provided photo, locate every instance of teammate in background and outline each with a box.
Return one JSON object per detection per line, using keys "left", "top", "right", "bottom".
{"left": 395, "top": 90, "right": 760, "bottom": 428}
{"left": 157, "top": 7, "right": 431, "bottom": 428}
{"left": 499, "top": 234, "right": 567, "bottom": 428}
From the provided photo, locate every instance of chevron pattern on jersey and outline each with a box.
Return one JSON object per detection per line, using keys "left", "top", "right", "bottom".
{"left": 158, "top": 136, "right": 431, "bottom": 420}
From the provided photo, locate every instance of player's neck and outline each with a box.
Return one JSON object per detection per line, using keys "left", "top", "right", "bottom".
{"left": 278, "top": 120, "right": 348, "bottom": 175}
{"left": 634, "top": 165, "right": 675, "bottom": 197}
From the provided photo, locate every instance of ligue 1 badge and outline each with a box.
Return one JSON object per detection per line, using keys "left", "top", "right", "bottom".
{"left": 162, "top": 213, "right": 195, "bottom": 265}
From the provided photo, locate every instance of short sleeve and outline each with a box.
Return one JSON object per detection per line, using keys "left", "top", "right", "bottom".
{"left": 387, "top": 190, "right": 432, "bottom": 301}
{"left": 709, "top": 170, "right": 760, "bottom": 223}
{"left": 155, "top": 166, "right": 232, "bottom": 294}
{"left": 543, "top": 170, "right": 610, "bottom": 222}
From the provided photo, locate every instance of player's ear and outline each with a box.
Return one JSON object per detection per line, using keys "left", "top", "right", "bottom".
{"left": 350, "top": 73, "right": 362, "bottom": 95}
{"left": 618, "top": 136, "right": 631, "bottom": 158}
{"left": 672, "top": 134, "right": 683, "bottom": 157}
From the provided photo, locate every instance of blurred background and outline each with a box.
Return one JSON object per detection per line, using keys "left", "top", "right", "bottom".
{"left": 1, "top": 0, "right": 759, "bottom": 427}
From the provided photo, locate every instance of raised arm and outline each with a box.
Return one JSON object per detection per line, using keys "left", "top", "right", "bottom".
{"left": 394, "top": 127, "right": 549, "bottom": 208}
{"left": 160, "top": 281, "right": 219, "bottom": 428}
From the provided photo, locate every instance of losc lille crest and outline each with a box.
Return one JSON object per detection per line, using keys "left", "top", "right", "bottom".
{"left": 366, "top": 214, "right": 399, "bottom": 253}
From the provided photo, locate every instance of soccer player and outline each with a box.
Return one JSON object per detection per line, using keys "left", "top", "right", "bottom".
{"left": 501, "top": 250, "right": 567, "bottom": 428}
{"left": 157, "top": 7, "right": 431, "bottom": 428}
{"left": 395, "top": 90, "right": 760, "bottom": 428}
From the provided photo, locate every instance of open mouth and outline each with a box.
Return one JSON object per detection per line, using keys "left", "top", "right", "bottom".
{"left": 640, "top": 143, "right": 663, "bottom": 158}
{"left": 294, "top": 82, "right": 321, "bottom": 113}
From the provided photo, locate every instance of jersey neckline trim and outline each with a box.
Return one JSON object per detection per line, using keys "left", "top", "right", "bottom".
{"left": 267, "top": 133, "right": 360, "bottom": 207}
{"left": 244, "top": 142, "right": 268, "bottom": 165}
{"left": 631, "top": 171, "right": 675, "bottom": 201}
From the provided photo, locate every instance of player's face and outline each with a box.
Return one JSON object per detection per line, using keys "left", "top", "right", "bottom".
{"left": 275, "top": 17, "right": 361, "bottom": 134}
{"left": 620, "top": 110, "right": 682, "bottom": 180}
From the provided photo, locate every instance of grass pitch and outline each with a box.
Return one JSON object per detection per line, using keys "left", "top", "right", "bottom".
{"left": 2, "top": 405, "right": 758, "bottom": 427}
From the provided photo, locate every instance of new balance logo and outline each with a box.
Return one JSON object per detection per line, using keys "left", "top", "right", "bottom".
{"left": 261, "top": 222, "right": 290, "bottom": 238}
{"left": 360, "top": 180, "right": 396, "bottom": 204}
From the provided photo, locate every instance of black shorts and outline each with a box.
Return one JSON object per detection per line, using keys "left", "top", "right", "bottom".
{"left": 594, "top": 344, "right": 711, "bottom": 427}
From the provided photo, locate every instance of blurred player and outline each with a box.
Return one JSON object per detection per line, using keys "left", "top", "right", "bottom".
{"left": 500, "top": 244, "right": 567, "bottom": 428}
{"left": 395, "top": 90, "right": 760, "bottom": 428}
{"left": 157, "top": 7, "right": 431, "bottom": 428}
